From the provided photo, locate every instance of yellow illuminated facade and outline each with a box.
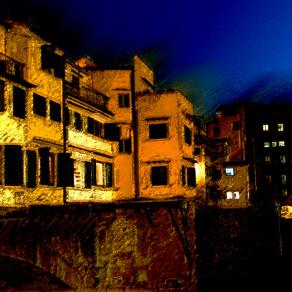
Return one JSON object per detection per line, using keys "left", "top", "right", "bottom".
{"left": 0, "top": 20, "right": 207, "bottom": 206}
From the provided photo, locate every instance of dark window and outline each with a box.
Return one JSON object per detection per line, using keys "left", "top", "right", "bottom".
{"left": 87, "top": 117, "right": 103, "bottom": 137}
{"left": 105, "top": 163, "right": 113, "bottom": 187}
{"left": 184, "top": 126, "right": 192, "bottom": 145}
{"left": 39, "top": 148, "right": 50, "bottom": 185}
{"left": 151, "top": 166, "right": 168, "bottom": 186}
{"left": 0, "top": 80, "right": 5, "bottom": 112}
{"left": 26, "top": 150, "right": 36, "bottom": 188}
{"left": 53, "top": 54, "right": 65, "bottom": 78}
{"left": 0, "top": 146, "right": 3, "bottom": 184}
{"left": 84, "top": 161, "right": 92, "bottom": 188}
{"left": 74, "top": 112, "right": 83, "bottom": 130}
{"left": 13, "top": 86, "right": 26, "bottom": 119}
{"left": 50, "top": 101, "right": 61, "bottom": 122}
{"left": 91, "top": 159, "right": 97, "bottom": 186}
{"left": 194, "top": 147, "right": 201, "bottom": 156}
{"left": 149, "top": 123, "right": 168, "bottom": 139}
{"left": 119, "top": 139, "right": 132, "bottom": 153}
{"left": 118, "top": 93, "right": 130, "bottom": 107}
{"left": 214, "top": 127, "right": 220, "bottom": 137}
{"left": 5, "top": 145, "right": 23, "bottom": 186}
{"left": 104, "top": 123, "right": 120, "bottom": 141}
{"left": 87, "top": 117, "right": 94, "bottom": 134}
{"left": 72, "top": 75, "right": 80, "bottom": 89}
{"left": 33, "top": 94, "right": 46, "bottom": 117}
{"left": 41, "top": 45, "right": 64, "bottom": 78}
{"left": 187, "top": 167, "right": 196, "bottom": 187}
{"left": 57, "top": 153, "right": 74, "bottom": 187}
{"left": 182, "top": 166, "right": 186, "bottom": 185}
{"left": 233, "top": 121, "right": 240, "bottom": 131}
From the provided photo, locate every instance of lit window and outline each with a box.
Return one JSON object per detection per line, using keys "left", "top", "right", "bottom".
{"left": 264, "top": 142, "right": 270, "bottom": 148}
{"left": 264, "top": 156, "right": 271, "bottom": 163}
{"left": 278, "top": 123, "right": 284, "bottom": 131}
{"left": 280, "top": 156, "right": 286, "bottom": 164}
{"left": 263, "top": 124, "right": 269, "bottom": 131}
{"left": 226, "top": 191, "right": 233, "bottom": 199}
{"left": 272, "top": 141, "right": 277, "bottom": 147}
{"left": 234, "top": 192, "right": 240, "bottom": 199}
{"left": 225, "top": 168, "right": 234, "bottom": 176}
{"left": 279, "top": 141, "right": 285, "bottom": 147}
{"left": 266, "top": 175, "right": 272, "bottom": 183}
{"left": 282, "top": 189, "right": 288, "bottom": 197}
{"left": 281, "top": 175, "right": 287, "bottom": 185}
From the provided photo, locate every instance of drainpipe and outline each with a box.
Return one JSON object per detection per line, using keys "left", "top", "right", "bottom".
{"left": 62, "top": 55, "right": 67, "bottom": 205}
{"left": 131, "top": 67, "right": 140, "bottom": 199}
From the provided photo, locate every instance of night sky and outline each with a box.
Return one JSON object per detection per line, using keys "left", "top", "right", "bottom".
{"left": 2, "top": 0, "right": 292, "bottom": 115}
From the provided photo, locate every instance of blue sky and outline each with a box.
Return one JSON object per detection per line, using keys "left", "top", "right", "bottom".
{"left": 2, "top": 0, "right": 292, "bottom": 114}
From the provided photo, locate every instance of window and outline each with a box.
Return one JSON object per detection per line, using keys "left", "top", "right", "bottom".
{"left": 264, "top": 142, "right": 270, "bottom": 148}
{"left": 151, "top": 166, "right": 168, "bottom": 186}
{"left": 39, "top": 148, "right": 54, "bottom": 186}
{"left": 87, "top": 117, "right": 103, "bottom": 137}
{"left": 278, "top": 123, "right": 284, "bottom": 131}
{"left": 282, "top": 189, "right": 288, "bottom": 197}
{"left": 272, "top": 141, "right": 277, "bottom": 147}
{"left": 33, "top": 94, "right": 46, "bottom": 117}
{"left": 105, "top": 163, "right": 113, "bottom": 187}
{"left": 74, "top": 112, "right": 83, "bottom": 130}
{"left": 149, "top": 123, "right": 168, "bottom": 139}
{"left": 266, "top": 175, "right": 272, "bottom": 183}
{"left": 214, "top": 127, "right": 220, "bottom": 137}
{"left": 187, "top": 167, "right": 196, "bottom": 187}
{"left": 119, "top": 139, "right": 132, "bottom": 153}
{"left": 184, "top": 126, "right": 192, "bottom": 145}
{"left": 233, "top": 121, "right": 240, "bottom": 130}
{"left": 49, "top": 101, "right": 61, "bottom": 122}
{"left": 118, "top": 93, "right": 130, "bottom": 108}
{"left": 95, "top": 162, "right": 104, "bottom": 186}
{"left": 225, "top": 168, "right": 235, "bottom": 176}
{"left": 41, "top": 45, "right": 64, "bottom": 78}
{"left": 226, "top": 191, "right": 240, "bottom": 200}
{"left": 280, "top": 156, "right": 286, "bottom": 164}
{"left": 84, "top": 161, "right": 92, "bottom": 188}
{"left": 181, "top": 166, "right": 196, "bottom": 187}
{"left": 226, "top": 192, "right": 233, "bottom": 199}
{"left": 279, "top": 141, "right": 285, "bottom": 147}
{"left": 281, "top": 175, "right": 287, "bottom": 185}
{"left": 194, "top": 147, "right": 201, "bottom": 156}
{"left": 263, "top": 124, "right": 269, "bottom": 131}
{"left": 64, "top": 108, "right": 70, "bottom": 126}
{"left": 264, "top": 156, "right": 271, "bottom": 164}
{"left": 0, "top": 80, "right": 5, "bottom": 112}
{"left": 26, "top": 150, "right": 36, "bottom": 188}
{"left": 104, "top": 123, "right": 120, "bottom": 141}
{"left": 57, "top": 153, "right": 74, "bottom": 187}
{"left": 5, "top": 145, "right": 23, "bottom": 186}
{"left": 13, "top": 86, "right": 26, "bottom": 119}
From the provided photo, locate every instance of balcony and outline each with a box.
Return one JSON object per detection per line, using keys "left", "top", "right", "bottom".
{"left": 64, "top": 80, "right": 110, "bottom": 113}
{"left": 0, "top": 52, "right": 25, "bottom": 80}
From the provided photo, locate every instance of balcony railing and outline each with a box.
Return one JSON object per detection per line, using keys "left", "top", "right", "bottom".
{"left": 64, "top": 80, "right": 109, "bottom": 112}
{"left": 0, "top": 52, "right": 25, "bottom": 80}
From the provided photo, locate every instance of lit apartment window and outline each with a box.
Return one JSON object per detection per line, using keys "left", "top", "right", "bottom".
{"left": 118, "top": 93, "right": 130, "bottom": 108}
{"left": 226, "top": 192, "right": 233, "bottom": 199}
{"left": 264, "top": 142, "right": 270, "bottom": 148}
{"left": 184, "top": 126, "right": 192, "bottom": 145}
{"left": 282, "top": 189, "right": 288, "bottom": 197}
{"left": 225, "top": 168, "right": 235, "bottom": 176}
{"left": 263, "top": 124, "right": 269, "bottom": 131}
{"left": 0, "top": 80, "right": 5, "bottom": 112}
{"left": 280, "top": 156, "right": 286, "bottom": 164}
{"left": 281, "top": 175, "right": 287, "bottom": 185}
{"left": 13, "top": 86, "right": 26, "bottom": 119}
{"left": 151, "top": 166, "right": 168, "bottom": 186}
{"left": 74, "top": 112, "right": 83, "bottom": 130}
{"left": 149, "top": 123, "right": 168, "bottom": 139}
{"left": 234, "top": 191, "right": 240, "bottom": 199}
{"left": 4, "top": 145, "right": 23, "bottom": 186}
{"left": 119, "top": 139, "right": 132, "bottom": 153}
{"left": 266, "top": 175, "right": 272, "bottom": 183}
{"left": 49, "top": 101, "right": 61, "bottom": 122}
{"left": 272, "top": 141, "right": 277, "bottom": 147}
{"left": 279, "top": 141, "right": 285, "bottom": 147}
{"left": 278, "top": 123, "right": 284, "bottom": 131}
{"left": 33, "top": 94, "right": 47, "bottom": 117}
{"left": 264, "top": 156, "right": 271, "bottom": 164}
